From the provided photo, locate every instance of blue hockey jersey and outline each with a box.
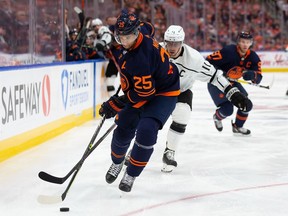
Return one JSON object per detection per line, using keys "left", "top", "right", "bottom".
{"left": 113, "top": 33, "right": 180, "bottom": 108}
{"left": 206, "top": 44, "right": 262, "bottom": 81}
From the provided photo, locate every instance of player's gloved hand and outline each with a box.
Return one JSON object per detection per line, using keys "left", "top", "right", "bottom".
{"left": 95, "top": 40, "right": 107, "bottom": 52}
{"left": 99, "top": 95, "right": 126, "bottom": 119}
{"left": 242, "top": 70, "right": 262, "bottom": 84}
{"left": 225, "top": 86, "right": 253, "bottom": 112}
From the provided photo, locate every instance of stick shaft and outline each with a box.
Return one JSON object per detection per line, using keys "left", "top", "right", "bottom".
{"left": 237, "top": 79, "right": 270, "bottom": 89}
{"left": 38, "top": 116, "right": 106, "bottom": 184}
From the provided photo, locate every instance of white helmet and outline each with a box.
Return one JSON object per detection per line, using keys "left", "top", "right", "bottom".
{"left": 164, "top": 25, "right": 185, "bottom": 42}
{"left": 92, "top": 18, "right": 103, "bottom": 26}
{"left": 97, "top": 26, "right": 110, "bottom": 37}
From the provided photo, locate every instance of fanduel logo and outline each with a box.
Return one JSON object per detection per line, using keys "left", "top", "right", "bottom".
{"left": 61, "top": 70, "right": 69, "bottom": 110}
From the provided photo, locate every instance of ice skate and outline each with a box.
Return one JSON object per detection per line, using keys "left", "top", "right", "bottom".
{"left": 213, "top": 114, "right": 223, "bottom": 132}
{"left": 105, "top": 162, "right": 124, "bottom": 184}
{"left": 232, "top": 121, "right": 251, "bottom": 136}
{"left": 161, "top": 147, "right": 177, "bottom": 173}
{"left": 119, "top": 171, "right": 136, "bottom": 192}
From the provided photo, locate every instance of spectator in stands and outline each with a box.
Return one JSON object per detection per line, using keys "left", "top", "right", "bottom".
{"left": 82, "top": 30, "right": 102, "bottom": 59}
{"left": 0, "top": 26, "right": 9, "bottom": 52}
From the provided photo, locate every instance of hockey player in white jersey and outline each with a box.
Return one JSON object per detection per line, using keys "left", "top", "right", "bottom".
{"left": 93, "top": 18, "right": 118, "bottom": 96}
{"left": 160, "top": 25, "right": 252, "bottom": 172}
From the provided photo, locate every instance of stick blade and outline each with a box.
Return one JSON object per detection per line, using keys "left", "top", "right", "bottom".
{"left": 73, "top": 6, "right": 82, "bottom": 14}
{"left": 37, "top": 194, "right": 63, "bottom": 204}
{"left": 38, "top": 171, "right": 65, "bottom": 184}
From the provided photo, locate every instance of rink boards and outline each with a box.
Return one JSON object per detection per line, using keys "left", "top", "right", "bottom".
{"left": 0, "top": 60, "right": 109, "bottom": 162}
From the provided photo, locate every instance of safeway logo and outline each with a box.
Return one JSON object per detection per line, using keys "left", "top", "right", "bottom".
{"left": 42, "top": 75, "right": 51, "bottom": 116}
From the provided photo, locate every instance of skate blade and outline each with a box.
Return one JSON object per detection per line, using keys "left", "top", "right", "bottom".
{"left": 161, "top": 164, "right": 175, "bottom": 173}
{"left": 232, "top": 132, "right": 251, "bottom": 137}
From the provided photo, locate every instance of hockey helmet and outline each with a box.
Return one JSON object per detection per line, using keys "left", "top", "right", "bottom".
{"left": 115, "top": 12, "right": 140, "bottom": 36}
{"left": 98, "top": 26, "right": 111, "bottom": 37}
{"left": 238, "top": 31, "right": 253, "bottom": 40}
{"left": 164, "top": 25, "right": 185, "bottom": 42}
{"left": 237, "top": 31, "right": 253, "bottom": 46}
{"left": 92, "top": 18, "right": 103, "bottom": 27}
{"left": 69, "top": 28, "right": 78, "bottom": 35}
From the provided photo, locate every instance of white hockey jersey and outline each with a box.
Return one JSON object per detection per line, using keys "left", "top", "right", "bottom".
{"left": 160, "top": 43, "right": 230, "bottom": 93}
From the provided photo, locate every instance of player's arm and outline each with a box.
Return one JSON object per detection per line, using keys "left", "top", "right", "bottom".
{"left": 94, "top": 26, "right": 113, "bottom": 52}
{"left": 206, "top": 49, "right": 225, "bottom": 66}
{"left": 206, "top": 45, "right": 234, "bottom": 69}
{"left": 194, "top": 54, "right": 252, "bottom": 111}
{"left": 242, "top": 57, "right": 262, "bottom": 84}
{"left": 190, "top": 50, "right": 231, "bottom": 92}
{"left": 206, "top": 63, "right": 252, "bottom": 111}
{"left": 99, "top": 71, "right": 156, "bottom": 118}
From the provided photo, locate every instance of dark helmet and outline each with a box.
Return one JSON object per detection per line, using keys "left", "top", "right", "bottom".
{"left": 69, "top": 28, "right": 78, "bottom": 36}
{"left": 115, "top": 12, "right": 140, "bottom": 36}
{"left": 238, "top": 31, "right": 253, "bottom": 40}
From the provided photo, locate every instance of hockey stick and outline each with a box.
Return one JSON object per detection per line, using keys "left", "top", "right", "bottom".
{"left": 237, "top": 79, "right": 270, "bottom": 89}
{"left": 74, "top": 6, "right": 85, "bottom": 36}
{"left": 38, "top": 116, "right": 106, "bottom": 184}
{"left": 38, "top": 86, "right": 121, "bottom": 203}
{"left": 39, "top": 86, "right": 121, "bottom": 184}
{"left": 61, "top": 122, "right": 116, "bottom": 201}
{"left": 38, "top": 122, "right": 117, "bottom": 204}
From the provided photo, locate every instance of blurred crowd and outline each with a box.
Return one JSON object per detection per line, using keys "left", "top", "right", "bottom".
{"left": 0, "top": 0, "right": 62, "bottom": 55}
{"left": 65, "top": 9, "right": 117, "bottom": 61}
{"left": 0, "top": 0, "right": 287, "bottom": 62}
{"left": 112, "top": 0, "right": 288, "bottom": 51}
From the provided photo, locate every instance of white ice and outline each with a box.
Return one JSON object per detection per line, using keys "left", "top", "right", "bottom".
{"left": 0, "top": 72, "right": 287, "bottom": 216}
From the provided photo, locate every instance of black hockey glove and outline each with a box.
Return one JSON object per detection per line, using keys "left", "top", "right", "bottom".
{"left": 99, "top": 95, "right": 127, "bottom": 119}
{"left": 225, "top": 86, "right": 253, "bottom": 112}
{"left": 95, "top": 40, "right": 106, "bottom": 52}
{"left": 242, "top": 70, "right": 262, "bottom": 84}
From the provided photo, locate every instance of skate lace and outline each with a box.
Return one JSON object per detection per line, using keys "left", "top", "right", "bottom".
{"left": 122, "top": 173, "right": 135, "bottom": 186}
{"left": 108, "top": 163, "right": 122, "bottom": 176}
{"left": 213, "top": 115, "right": 222, "bottom": 128}
{"left": 165, "top": 149, "right": 175, "bottom": 160}
{"left": 232, "top": 124, "right": 249, "bottom": 133}
{"left": 236, "top": 127, "right": 248, "bottom": 133}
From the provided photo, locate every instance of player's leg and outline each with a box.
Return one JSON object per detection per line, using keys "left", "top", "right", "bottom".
{"left": 207, "top": 83, "right": 233, "bottom": 131}
{"left": 231, "top": 110, "right": 251, "bottom": 135}
{"left": 119, "top": 96, "right": 177, "bottom": 192}
{"left": 162, "top": 89, "right": 193, "bottom": 173}
{"left": 231, "top": 83, "right": 253, "bottom": 135}
{"left": 105, "top": 107, "right": 140, "bottom": 184}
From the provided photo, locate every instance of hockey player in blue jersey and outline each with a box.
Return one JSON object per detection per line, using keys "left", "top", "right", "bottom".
{"left": 98, "top": 12, "right": 180, "bottom": 192}
{"left": 207, "top": 31, "right": 262, "bottom": 135}
{"left": 94, "top": 14, "right": 155, "bottom": 96}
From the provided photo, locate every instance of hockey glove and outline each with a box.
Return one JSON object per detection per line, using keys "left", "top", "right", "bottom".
{"left": 95, "top": 40, "right": 106, "bottom": 52}
{"left": 225, "top": 86, "right": 253, "bottom": 112}
{"left": 242, "top": 70, "right": 262, "bottom": 84}
{"left": 99, "top": 95, "right": 127, "bottom": 119}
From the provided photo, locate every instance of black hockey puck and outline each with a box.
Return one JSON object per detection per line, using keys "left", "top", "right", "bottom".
{"left": 60, "top": 207, "right": 69, "bottom": 212}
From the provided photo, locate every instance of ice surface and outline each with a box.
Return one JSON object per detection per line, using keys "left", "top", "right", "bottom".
{"left": 0, "top": 72, "right": 287, "bottom": 216}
